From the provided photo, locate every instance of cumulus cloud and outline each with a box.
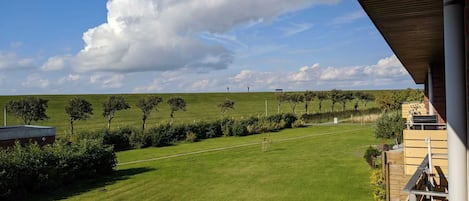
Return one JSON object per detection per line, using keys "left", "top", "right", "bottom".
{"left": 45, "top": 0, "right": 337, "bottom": 73}
{"left": 22, "top": 74, "right": 50, "bottom": 89}
{"left": 41, "top": 56, "right": 70, "bottom": 71}
{"left": 89, "top": 73, "right": 125, "bottom": 88}
{"left": 0, "top": 52, "right": 35, "bottom": 70}
{"left": 228, "top": 54, "right": 410, "bottom": 90}
{"left": 58, "top": 74, "right": 81, "bottom": 84}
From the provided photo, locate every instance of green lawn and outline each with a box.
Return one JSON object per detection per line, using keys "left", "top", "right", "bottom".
{"left": 0, "top": 92, "right": 379, "bottom": 136}
{"left": 38, "top": 124, "right": 379, "bottom": 201}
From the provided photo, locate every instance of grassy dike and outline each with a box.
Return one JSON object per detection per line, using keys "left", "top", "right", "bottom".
{"left": 36, "top": 124, "right": 378, "bottom": 201}
{"left": 0, "top": 92, "right": 378, "bottom": 136}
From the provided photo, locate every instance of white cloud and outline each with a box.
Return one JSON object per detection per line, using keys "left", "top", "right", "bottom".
{"left": 58, "top": 74, "right": 81, "bottom": 84}
{"left": 44, "top": 0, "right": 337, "bottom": 73}
{"left": 41, "top": 56, "right": 70, "bottom": 71}
{"left": 331, "top": 10, "right": 366, "bottom": 25}
{"left": 89, "top": 73, "right": 124, "bottom": 88}
{"left": 283, "top": 22, "right": 313, "bottom": 36}
{"left": 22, "top": 74, "right": 50, "bottom": 89}
{"left": 0, "top": 52, "right": 35, "bottom": 70}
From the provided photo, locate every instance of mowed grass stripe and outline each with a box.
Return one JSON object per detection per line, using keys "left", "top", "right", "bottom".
{"left": 118, "top": 126, "right": 369, "bottom": 166}
{"left": 48, "top": 125, "right": 377, "bottom": 201}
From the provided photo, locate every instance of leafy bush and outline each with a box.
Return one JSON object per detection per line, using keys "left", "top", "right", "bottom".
{"left": 282, "top": 113, "right": 297, "bottom": 128}
{"left": 363, "top": 146, "right": 381, "bottom": 168}
{"left": 232, "top": 120, "right": 249, "bottom": 136}
{"left": 129, "top": 129, "right": 150, "bottom": 148}
{"left": 103, "top": 127, "right": 131, "bottom": 151}
{"left": 374, "top": 111, "right": 406, "bottom": 144}
{"left": 266, "top": 114, "right": 283, "bottom": 123}
{"left": 370, "top": 169, "right": 386, "bottom": 201}
{"left": 292, "top": 119, "right": 305, "bottom": 128}
{"left": 185, "top": 131, "right": 198, "bottom": 142}
{"left": 206, "top": 120, "right": 223, "bottom": 138}
{"left": 221, "top": 118, "right": 235, "bottom": 137}
{"left": 148, "top": 124, "right": 174, "bottom": 147}
{"left": 0, "top": 140, "right": 116, "bottom": 200}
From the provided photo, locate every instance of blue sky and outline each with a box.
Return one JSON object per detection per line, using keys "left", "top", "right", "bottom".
{"left": 0, "top": 0, "right": 419, "bottom": 95}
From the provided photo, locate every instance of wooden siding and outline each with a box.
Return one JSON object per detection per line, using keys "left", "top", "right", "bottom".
{"left": 402, "top": 102, "right": 427, "bottom": 120}
{"left": 383, "top": 151, "right": 411, "bottom": 201}
{"left": 403, "top": 130, "right": 448, "bottom": 175}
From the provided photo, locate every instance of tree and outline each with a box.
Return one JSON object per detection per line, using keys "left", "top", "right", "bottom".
{"left": 102, "top": 96, "right": 131, "bottom": 129}
{"left": 65, "top": 97, "right": 93, "bottom": 135}
{"left": 355, "top": 92, "right": 375, "bottom": 109}
{"left": 167, "top": 97, "right": 186, "bottom": 125}
{"left": 275, "top": 92, "right": 288, "bottom": 113}
{"left": 218, "top": 99, "right": 235, "bottom": 114}
{"left": 329, "top": 89, "right": 342, "bottom": 112}
{"left": 286, "top": 93, "right": 304, "bottom": 113}
{"left": 304, "top": 91, "right": 316, "bottom": 114}
{"left": 375, "top": 111, "right": 406, "bottom": 145}
{"left": 339, "top": 91, "right": 354, "bottom": 111}
{"left": 136, "top": 96, "right": 163, "bottom": 132}
{"left": 376, "top": 91, "right": 406, "bottom": 112}
{"left": 316, "top": 91, "right": 328, "bottom": 113}
{"left": 6, "top": 97, "right": 49, "bottom": 125}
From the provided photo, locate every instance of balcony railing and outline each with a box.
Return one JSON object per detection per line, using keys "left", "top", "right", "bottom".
{"left": 403, "top": 154, "right": 448, "bottom": 201}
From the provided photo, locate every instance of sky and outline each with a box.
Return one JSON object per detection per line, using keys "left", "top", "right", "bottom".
{"left": 0, "top": 0, "right": 420, "bottom": 95}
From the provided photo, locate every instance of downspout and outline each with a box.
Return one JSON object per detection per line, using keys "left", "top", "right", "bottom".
{"left": 443, "top": 0, "right": 467, "bottom": 200}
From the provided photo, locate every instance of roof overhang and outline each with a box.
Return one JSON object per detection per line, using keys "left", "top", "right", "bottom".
{"left": 358, "top": 0, "right": 444, "bottom": 84}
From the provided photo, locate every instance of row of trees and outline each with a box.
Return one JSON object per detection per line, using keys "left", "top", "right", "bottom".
{"left": 275, "top": 89, "right": 375, "bottom": 114}
{"left": 5, "top": 96, "right": 187, "bottom": 135}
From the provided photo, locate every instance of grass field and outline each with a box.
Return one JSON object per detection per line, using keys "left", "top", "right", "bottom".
{"left": 35, "top": 124, "right": 379, "bottom": 201}
{"left": 0, "top": 92, "right": 380, "bottom": 136}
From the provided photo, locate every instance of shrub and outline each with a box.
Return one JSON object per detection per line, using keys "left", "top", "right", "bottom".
{"left": 206, "top": 120, "right": 223, "bottom": 138}
{"left": 363, "top": 146, "right": 381, "bottom": 168}
{"left": 129, "top": 129, "right": 150, "bottom": 148}
{"left": 370, "top": 169, "right": 386, "bottom": 201}
{"left": 148, "top": 124, "right": 174, "bottom": 147}
{"left": 185, "top": 131, "right": 198, "bottom": 142}
{"left": 0, "top": 140, "right": 116, "bottom": 200}
{"left": 103, "top": 128, "right": 131, "bottom": 151}
{"left": 374, "top": 111, "right": 406, "bottom": 144}
{"left": 221, "top": 118, "right": 235, "bottom": 137}
{"left": 232, "top": 120, "right": 249, "bottom": 136}
{"left": 292, "top": 119, "right": 305, "bottom": 128}
{"left": 266, "top": 114, "right": 283, "bottom": 123}
{"left": 282, "top": 113, "right": 297, "bottom": 128}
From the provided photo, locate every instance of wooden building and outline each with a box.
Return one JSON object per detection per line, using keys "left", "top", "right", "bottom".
{"left": 359, "top": 0, "right": 469, "bottom": 200}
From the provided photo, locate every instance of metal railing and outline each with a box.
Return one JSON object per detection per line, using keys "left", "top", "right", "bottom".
{"left": 403, "top": 154, "right": 448, "bottom": 201}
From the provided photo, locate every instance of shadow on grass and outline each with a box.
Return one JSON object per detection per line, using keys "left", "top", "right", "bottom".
{"left": 30, "top": 167, "right": 155, "bottom": 201}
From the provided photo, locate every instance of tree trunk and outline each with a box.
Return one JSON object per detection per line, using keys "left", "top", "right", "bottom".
{"left": 277, "top": 102, "right": 280, "bottom": 114}
{"left": 107, "top": 115, "right": 112, "bottom": 129}
{"left": 142, "top": 115, "right": 147, "bottom": 132}
{"left": 319, "top": 101, "right": 322, "bottom": 113}
{"left": 305, "top": 102, "right": 309, "bottom": 114}
{"left": 170, "top": 112, "right": 174, "bottom": 125}
{"left": 70, "top": 119, "right": 74, "bottom": 135}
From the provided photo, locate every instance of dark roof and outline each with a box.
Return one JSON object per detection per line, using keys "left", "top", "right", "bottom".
{"left": 358, "top": 0, "right": 444, "bottom": 84}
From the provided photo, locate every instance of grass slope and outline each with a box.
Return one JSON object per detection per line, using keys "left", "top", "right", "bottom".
{"left": 39, "top": 124, "right": 378, "bottom": 201}
{"left": 0, "top": 92, "right": 378, "bottom": 136}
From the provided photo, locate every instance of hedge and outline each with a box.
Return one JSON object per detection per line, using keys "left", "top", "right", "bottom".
{"left": 0, "top": 140, "right": 116, "bottom": 200}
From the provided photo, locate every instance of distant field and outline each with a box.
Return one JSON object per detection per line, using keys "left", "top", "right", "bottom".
{"left": 36, "top": 124, "right": 378, "bottom": 201}
{"left": 0, "top": 91, "right": 380, "bottom": 135}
